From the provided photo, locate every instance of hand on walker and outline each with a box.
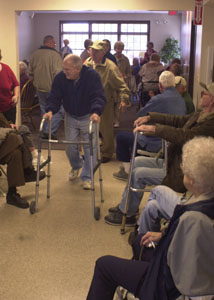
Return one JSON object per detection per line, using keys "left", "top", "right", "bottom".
{"left": 133, "top": 124, "right": 156, "bottom": 134}
{"left": 140, "top": 231, "right": 162, "bottom": 247}
{"left": 134, "top": 115, "right": 150, "bottom": 127}
{"left": 119, "top": 101, "right": 127, "bottom": 112}
{"left": 90, "top": 113, "right": 100, "bottom": 123}
{"left": 43, "top": 111, "right": 53, "bottom": 120}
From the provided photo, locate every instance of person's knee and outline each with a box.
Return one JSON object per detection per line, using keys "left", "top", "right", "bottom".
{"left": 96, "top": 255, "right": 113, "bottom": 270}
{"left": 18, "top": 125, "right": 30, "bottom": 134}
{"left": 143, "top": 200, "right": 159, "bottom": 218}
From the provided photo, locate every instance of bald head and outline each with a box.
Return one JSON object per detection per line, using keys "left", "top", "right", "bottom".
{"left": 63, "top": 54, "right": 82, "bottom": 80}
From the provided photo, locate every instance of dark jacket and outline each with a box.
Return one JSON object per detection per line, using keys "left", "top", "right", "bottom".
{"left": 148, "top": 111, "right": 214, "bottom": 192}
{"left": 133, "top": 198, "right": 214, "bottom": 300}
{"left": 46, "top": 65, "right": 106, "bottom": 117}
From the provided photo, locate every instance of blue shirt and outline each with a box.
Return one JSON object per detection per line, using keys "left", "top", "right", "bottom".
{"left": 137, "top": 87, "right": 186, "bottom": 152}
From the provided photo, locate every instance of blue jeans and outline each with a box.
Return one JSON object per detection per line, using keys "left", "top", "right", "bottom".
{"left": 37, "top": 90, "right": 64, "bottom": 134}
{"left": 64, "top": 113, "right": 96, "bottom": 182}
{"left": 137, "top": 185, "right": 183, "bottom": 234}
{"left": 119, "top": 156, "right": 166, "bottom": 216}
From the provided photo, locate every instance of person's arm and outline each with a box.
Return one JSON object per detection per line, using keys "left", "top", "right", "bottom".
{"left": 149, "top": 112, "right": 191, "bottom": 127}
{"left": 110, "top": 66, "right": 130, "bottom": 108}
{"left": 12, "top": 85, "right": 19, "bottom": 106}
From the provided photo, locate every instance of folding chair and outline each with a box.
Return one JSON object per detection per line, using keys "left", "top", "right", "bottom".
{"left": 20, "top": 79, "right": 39, "bottom": 130}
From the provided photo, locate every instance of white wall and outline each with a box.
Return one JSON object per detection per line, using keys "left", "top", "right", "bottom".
{"left": 31, "top": 12, "right": 181, "bottom": 54}
{"left": 17, "top": 11, "right": 35, "bottom": 60}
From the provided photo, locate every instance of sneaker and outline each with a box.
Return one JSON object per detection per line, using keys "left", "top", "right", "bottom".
{"left": 82, "top": 180, "right": 92, "bottom": 190}
{"left": 104, "top": 210, "right": 136, "bottom": 227}
{"left": 69, "top": 168, "right": 80, "bottom": 181}
{"left": 113, "top": 166, "right": 128, "bottom": 181}
{"left": 6, "top": 192, "right": 29, "bottom": 209}
{"left": 32, "top": 155, "right": 46, "bottom": 170}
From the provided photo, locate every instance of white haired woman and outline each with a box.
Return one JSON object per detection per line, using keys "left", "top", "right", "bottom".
{"left": 86, "top": 136, "right": 214, "bottom": 300}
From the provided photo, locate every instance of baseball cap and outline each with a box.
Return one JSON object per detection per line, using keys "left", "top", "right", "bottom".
{"left": 200, "top": 82, "right": 214, "bottom": 97}
{"left": 89, "top": 40, "right": 107, "bottom": 52}
{"left": 175, "top": 76, "right": 187, "bottom": 87}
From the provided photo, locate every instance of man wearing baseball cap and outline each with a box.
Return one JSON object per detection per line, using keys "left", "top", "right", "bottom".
{"left": 85, "top": 40, "right": 130, "bottom": 163}
{"left": 175, "top": 76, "right": 195, "bottom": 114}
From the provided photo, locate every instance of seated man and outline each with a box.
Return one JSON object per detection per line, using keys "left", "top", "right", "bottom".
{"left": 105, "top": 81, "right": 214, "bottom": 226}
{"left": 113, "top": 70, "right": 186, "bottom": 181}
{"left": 0, "top": 130, "right": 45, "bottom": 208}
{"left": 0, "top": 112, "right": 45, "bottom": 169}
{"left": 86, "top": 136, "right": 214, "bottom": 300}
{"left": 175, "top": 76, "right": 195, "bottom": 114}
{"left": 44, "top": 54, "right": 106, "bottom": 190}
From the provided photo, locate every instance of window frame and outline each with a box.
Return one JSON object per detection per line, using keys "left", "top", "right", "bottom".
{"left": 59, "top": 20, "right": 150, "bottom": 60}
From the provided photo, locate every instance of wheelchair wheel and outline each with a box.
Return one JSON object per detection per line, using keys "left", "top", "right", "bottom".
{"left": 94, "top": 206, "right": 100, "bottom": 220}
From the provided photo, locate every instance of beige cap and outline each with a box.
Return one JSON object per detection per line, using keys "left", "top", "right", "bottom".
{"left": 89, "top": 40, "right": 107, "bottom": 52}
{"left": 200, "top": 81, "right": 214, "bottom": 97}
{"left": 175, "top": 76, "right": 187, "bottom": 87}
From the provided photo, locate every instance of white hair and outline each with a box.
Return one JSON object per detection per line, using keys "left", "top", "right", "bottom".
{"left": 181, "top": 137, "right": 214, "bottom": 193}
{"left": 19, "top": 61, "right": 27, "bottom": 72}
{"left": 159, "top": 71, "right": 175, "bottom": 88}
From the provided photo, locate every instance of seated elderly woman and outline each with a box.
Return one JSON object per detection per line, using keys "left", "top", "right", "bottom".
{"left": 86, "top": 136, "right": 214, "bottom": 300}
{"left": 19, "top": 61, "right": 29, "bottom": 91}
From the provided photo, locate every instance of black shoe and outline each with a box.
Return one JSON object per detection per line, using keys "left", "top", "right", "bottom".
{"left": 108, "top": 204, "right": 139, "bottom": 215}
{"left": 108, "top": 204, "right": 121, "bottom": 214}
{"left": 41, "top": 133, "right": 57, "bottom": 140}
{"left": 104, "top": 210, "right": 136, "bottom": 227}
{"left": 101, "top": 157, "right": 111, "bottom": 163}
{"left": 113, "top": 166, "right": 128, "bottom": 181}
{"left": 24, "top": 169, "right": 46, "bottom": 183}
{"left": 6, "top": 192, "right": 29, "bottom": 209}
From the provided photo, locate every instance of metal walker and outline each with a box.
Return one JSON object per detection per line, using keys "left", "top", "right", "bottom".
{"left": 29, "top": 117, "right": 104, "bottom": 220}
{"left": 120, "top": 131, "right": 168, "bottom": 234}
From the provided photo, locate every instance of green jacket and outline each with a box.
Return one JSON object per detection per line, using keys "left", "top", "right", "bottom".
{"left": 29, "top": 47, "right": 62, "bottom": 92}
{"left": 84, "top": 57, "right": 130, "bottom": 104}
{"left": 148, "top": 111, "right": 214, "bottom": 192}
{"left": 182, "top": 91, "right": 195, "bottom": 114}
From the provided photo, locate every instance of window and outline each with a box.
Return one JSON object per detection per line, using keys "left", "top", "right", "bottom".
{"left": 60, "top": 21, "right": 150, "bottom": 62}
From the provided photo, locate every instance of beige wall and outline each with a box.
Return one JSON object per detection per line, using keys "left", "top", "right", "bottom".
{"left": 1, "top": 0, "right": 194, "bottom": 73}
